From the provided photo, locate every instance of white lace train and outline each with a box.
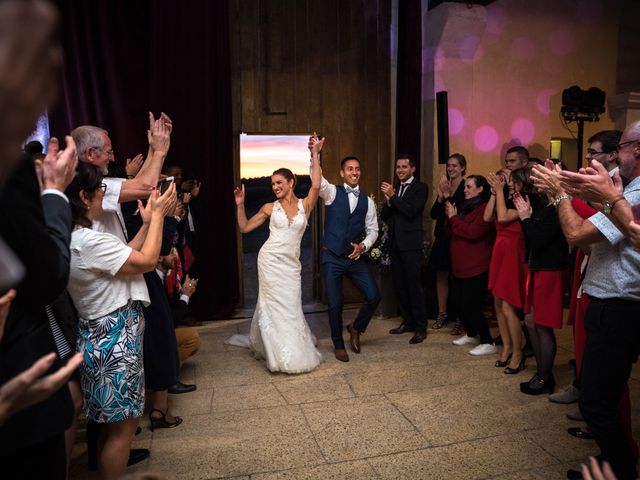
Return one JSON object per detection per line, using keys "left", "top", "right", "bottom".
{"left": 228, "top": 199, "right": 322, "bottom": 374}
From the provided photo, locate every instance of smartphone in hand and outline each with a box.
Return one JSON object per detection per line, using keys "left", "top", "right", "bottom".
{"left": 158, "top": 176, "right": 174, "bottom": 194}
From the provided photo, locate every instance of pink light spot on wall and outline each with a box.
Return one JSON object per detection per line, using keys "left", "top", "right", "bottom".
{"left": 448, "top": 109, "right": 465, "bottom": 135}
{"left": 511, "top": 37, "right": 536, "bottom": 61}
{"left": 549, "top": 29, "right": 575, "bottom": 56}
{"left": 510, "top": 118, "right": 535, "bottom": 145}
{"left": 434, "top": 47, "right": 446, "bottom": 72}
{"left": 486, "top": 6, "right": 507, "bottom": 35}
{"left": 459, "top": 35, "right": 481, "bottom": 61}
{"left": 474, "top": 126, "right": 499, "bottom": 152}
{"left": 536, "top": 89, "right": 557, "bottom": 115}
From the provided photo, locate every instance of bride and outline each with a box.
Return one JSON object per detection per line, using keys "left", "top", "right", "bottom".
{"left": 228, "top": 134, "right": 324, "bottom": 373}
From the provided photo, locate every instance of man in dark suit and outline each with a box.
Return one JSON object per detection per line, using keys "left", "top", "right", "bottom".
{"left": 381, "top": 155, "right": 429, "bottom": 344}
{"left": 0, "top": 138, "right": 80, "bottom": 478}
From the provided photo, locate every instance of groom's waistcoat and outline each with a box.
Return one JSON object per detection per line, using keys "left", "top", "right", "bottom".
{"left": 324, "top": 186, "right": 368, "bottom": 256}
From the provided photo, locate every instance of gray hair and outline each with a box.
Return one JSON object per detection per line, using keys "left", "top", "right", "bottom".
{"left": 71, "top": 125, "right": 109, "bottom": 161}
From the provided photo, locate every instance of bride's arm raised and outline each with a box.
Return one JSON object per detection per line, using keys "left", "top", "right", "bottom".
{"left": 234, "top": 184, "right": 272, "bottom": 233}
{"left": 303, "top": 133, "right": 325, "bottom": 216}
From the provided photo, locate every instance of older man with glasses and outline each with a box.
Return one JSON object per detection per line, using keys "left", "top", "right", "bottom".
{"left": 532, "top": 121, "right": 640, "bottom": 480}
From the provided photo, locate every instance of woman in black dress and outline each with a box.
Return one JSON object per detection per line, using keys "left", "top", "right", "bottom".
{"left": 429, "top": 153, "right": 466, "bottom": 333}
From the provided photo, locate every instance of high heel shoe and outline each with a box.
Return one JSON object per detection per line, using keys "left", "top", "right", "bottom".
{"left": 149, "top": 408, "right": 183, "bottom": 431}
{"left": 519, "top": 374, "right": 555, "bottom": 395}
{"left": 431, "top": 312, "right": 448, "bottom": 330}
{"left": 495, "top": 353, "right": 512, "bottom": 368}
{"left": 503, "top": 357, "right": 525, "bottom": 374}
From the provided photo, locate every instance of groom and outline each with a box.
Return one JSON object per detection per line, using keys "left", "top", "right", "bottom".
{"left": 314, "top": 138, "right": 381, "bottom": 362}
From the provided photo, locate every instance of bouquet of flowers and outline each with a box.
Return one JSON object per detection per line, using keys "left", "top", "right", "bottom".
{"left": 366, "top": 197, "right": 391, "bottom": 271}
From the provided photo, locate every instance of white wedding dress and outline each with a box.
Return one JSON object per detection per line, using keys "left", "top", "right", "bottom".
{"left": 228, "top": 199, "right": 322, "bottom": 373}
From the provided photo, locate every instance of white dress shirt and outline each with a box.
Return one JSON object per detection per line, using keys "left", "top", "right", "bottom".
{"left": 318, "top": 176, "right": 378, "bottom": 251}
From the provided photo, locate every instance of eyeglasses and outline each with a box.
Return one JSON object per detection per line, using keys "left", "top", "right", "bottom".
{"left": 91, "top": 146, "right": 115, "bottom": 157}
{"left": 98, "top": 183, "right": 107, "bottom": 193}
{"left": 616, "top": 139, "right": 639, "bottom": 151}
{"left": 586, "top": 148, "right": 607, "bottom": 156}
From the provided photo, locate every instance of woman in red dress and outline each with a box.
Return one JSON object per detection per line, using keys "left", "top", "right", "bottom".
{"left": 484, "top": 169, "right": 528, "bottom": 373}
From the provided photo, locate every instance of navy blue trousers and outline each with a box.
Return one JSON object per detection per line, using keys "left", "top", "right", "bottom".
{"left": 322, "top": 251, "right": 381, "bottom": 349}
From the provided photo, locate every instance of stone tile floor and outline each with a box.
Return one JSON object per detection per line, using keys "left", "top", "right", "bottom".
{"left": 69, "top": 309, "right": 640, "bottom": 479}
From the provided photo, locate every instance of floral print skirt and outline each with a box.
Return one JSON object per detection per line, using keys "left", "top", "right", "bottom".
{"left": 77, "top": 301, "right": 145, "bottom": 423}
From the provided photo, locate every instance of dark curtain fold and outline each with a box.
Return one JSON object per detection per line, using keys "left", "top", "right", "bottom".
{"left": 49, "top": 0, "right": 239, "bottom": 319}
{"left": 395, "top": 0, "right": 422, "bottom": 174}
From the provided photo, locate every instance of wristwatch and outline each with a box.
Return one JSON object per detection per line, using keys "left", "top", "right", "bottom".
{"left": 602, "top": 195, "right": 625, "bottom": 214}
{"left": 553, "top": 193, "right": 571, "bottom": 207}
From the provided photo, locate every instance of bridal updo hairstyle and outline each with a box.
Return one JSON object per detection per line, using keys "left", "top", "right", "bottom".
{"left": 272, "top": 167, "right": 296, "bottom": 189}
{"left": 66, "top": 162, "right": 104, "bottom": 228}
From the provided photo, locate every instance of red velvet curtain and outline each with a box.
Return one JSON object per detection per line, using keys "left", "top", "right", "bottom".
{"left": 49, "top": 0, "right": 239, "bottom": 319}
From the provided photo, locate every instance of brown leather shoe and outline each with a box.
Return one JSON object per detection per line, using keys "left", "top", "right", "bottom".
{"left": 334, "top": 348, "right": 349, "bottom": 362}
{"left": 346, "top": 323, "right": 361, "bottom": 353}
{"left": 409, "top": 331, "right": 427, "bottom": 344}
{"left": 389, "top": 323, "right": 416, "bottom": 334}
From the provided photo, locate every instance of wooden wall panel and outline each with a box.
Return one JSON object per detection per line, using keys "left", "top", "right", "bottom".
{"left": 231, "top": 0, "right": 391, "bottom": 174}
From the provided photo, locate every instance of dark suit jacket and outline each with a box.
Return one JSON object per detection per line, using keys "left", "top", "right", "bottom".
{"left": 0, "top": 154, "right": 73, "bottom": 451}
{"left": 380, "top": 179, "right": 429, "bottom": 251}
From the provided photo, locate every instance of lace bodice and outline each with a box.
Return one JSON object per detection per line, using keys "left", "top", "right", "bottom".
{"left": 263, "top": 199, "right": 307, "bottom": 256}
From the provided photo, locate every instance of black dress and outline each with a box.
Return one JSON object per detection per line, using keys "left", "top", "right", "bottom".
{"left": 427, "top": 181, "right": 465, "bottom": 272}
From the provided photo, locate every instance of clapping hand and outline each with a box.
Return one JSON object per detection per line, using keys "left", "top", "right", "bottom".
{"left": 181, "top": 274, "right": 199, "bottom": 297}
{"left": 445, "top": 201, "right": 457, "bottom": 218}
{"left": 0, "top": 351, "right": 82, "bottom": 426}
{"left": 487, "top": 172, "right": 505, "bottom": 194}
{"left": 380, "top": 181, "right": 395, "bottom": 201}
{"left": 559, "top": 159, "right": 623, "bottom": 204}
{"left": 42, "top": 136, "right": 78, "bottom": 192}
{"left": 581, "top": 456, "right": 617, "bottom": 480}
{"left": 0, "top": 289, "right": 16, "bottom": 342}
{"left": 234, "top": 184, "right": 245, "bottom": 206}
{"left": 531, "top": 160, "right": 563, "bottom": 198}
{"left": 513, "top": 193, "right": 532, "bottom": 220}
{"left": 147, "top": 112, "right": 171, "bottom": 155}
{"left": 438, "top": 175, "right": 451, "bottom": 199}
{"left": 125, "top": 154, "right": 144, "bottom": 177}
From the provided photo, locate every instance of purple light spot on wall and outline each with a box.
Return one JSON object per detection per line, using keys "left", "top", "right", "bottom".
{"left": 474, "top": 126, "right": 499, "bottom": 152}
{"left": 511, "top": 37, "right": 536, "bottom": 60}
{"left": 549, "top": 29, "right": 575, "bottom": 56}
{"left": 459, "top": 35, "right": 481, "bottom": 61}
{"left": 486, "top": 6, "right": 507, "bottom": 35}
{"left": 536, "top": 89, "right": 557, "bottom": 115}
{"left": 449, "top": 109, "right": 464, "bottom": 135}
{"left": 510, "top": 118, "right": 535, "bottom": 145}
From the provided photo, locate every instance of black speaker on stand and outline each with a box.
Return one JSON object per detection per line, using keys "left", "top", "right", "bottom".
{"left": 436, "top": 91, "right": 450, "bottom": 164}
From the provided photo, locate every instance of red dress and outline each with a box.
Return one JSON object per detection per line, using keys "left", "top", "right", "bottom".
{"left": 488, "top": 219, "right": 528, "bottom": 308}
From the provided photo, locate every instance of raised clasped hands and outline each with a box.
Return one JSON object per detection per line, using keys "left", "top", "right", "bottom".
{"left": 513, "top": 192, "right": 532, "bottom": 220}
{"left": 558, "top": 159, "right": 622, "bottom": 204}
{"left": 308, "top": 132, "right": 325, "bottom": 156}
{"left": 234, "top": 184, "right": 245, "bottom": 206}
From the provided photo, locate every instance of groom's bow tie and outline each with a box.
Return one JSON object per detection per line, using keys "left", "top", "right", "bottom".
{"left": 345, "top": 186, "right": 360, "bottom": 197}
